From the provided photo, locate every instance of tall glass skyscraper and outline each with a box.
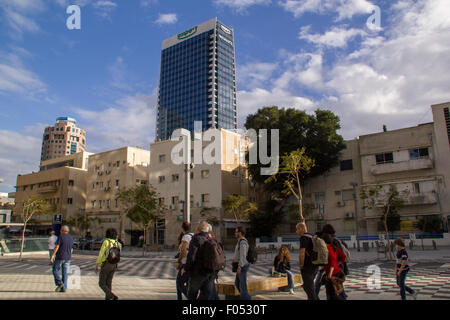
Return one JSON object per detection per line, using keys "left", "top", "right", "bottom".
{"left": 156, "top": 18, "right": 237, "bottom": 141}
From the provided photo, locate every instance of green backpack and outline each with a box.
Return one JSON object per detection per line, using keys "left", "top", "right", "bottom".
{"left": 305, "top": 234, "right": 329, "bottom": 266}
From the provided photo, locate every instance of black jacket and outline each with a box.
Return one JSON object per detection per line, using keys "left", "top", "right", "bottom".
{"left": 184, "top": 232, "right": 213, "bottom": 276}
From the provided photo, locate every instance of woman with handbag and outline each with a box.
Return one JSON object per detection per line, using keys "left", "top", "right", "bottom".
{"left": 271, "top": 245, "right": 295, "bottom": 294}
{"left": 322, "top": 233, "right": 346, "bottom": 300}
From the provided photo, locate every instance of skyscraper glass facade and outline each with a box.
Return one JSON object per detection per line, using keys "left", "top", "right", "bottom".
{"left": 157, "top": 18, "right": 237, "bottom": 141}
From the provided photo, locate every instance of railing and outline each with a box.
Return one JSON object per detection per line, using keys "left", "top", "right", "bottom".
{"left": 0, "top": 238, "right": 48, "bottom": 253}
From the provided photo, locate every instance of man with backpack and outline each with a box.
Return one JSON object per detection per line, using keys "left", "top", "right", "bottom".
{"left": 296, "top": 222, "right": 319, "bottom": 300}
{"left": 176, "top": 222, "right": 194, "bottom": 300}
{"left": 232, "top": 226, "right": 252, "bottom": 300}
{"left": 185, "top": 220, "right": 221, "bottom": 300}
{"left": 95, "top": 228, "right": 121, "bottom": 300}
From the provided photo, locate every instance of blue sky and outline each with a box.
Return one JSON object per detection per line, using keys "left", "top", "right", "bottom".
{"left": 1, "top": 0, "right": 449, "bottom": 193}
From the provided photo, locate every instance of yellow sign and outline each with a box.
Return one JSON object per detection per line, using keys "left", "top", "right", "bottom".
{"left": 400, "top": 220, "right": 420, "bottom": 232}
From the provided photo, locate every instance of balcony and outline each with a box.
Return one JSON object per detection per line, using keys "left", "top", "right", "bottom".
{"left": 37, "top": 186, "right": 57, "bottom": 194}
{"left": 404, "top": 191, "right": 438, "bottom": 206}
{"left": 370, "top": 158, "right": 433, "bottom": 175}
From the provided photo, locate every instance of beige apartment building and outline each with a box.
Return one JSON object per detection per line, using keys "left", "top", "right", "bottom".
{"left": 294, "top": 102, "right": 450, "bottom": 237}
{"left": 41, "top": 117, "right": 86, "bottom": 164}
{"left": 14, "top": 152, "right": 90, "bottom": 234}
{"left": 149, "top": 128, "right": 252, "bottom": 248}
{"left": 85, "top": 147, "right": 150, "bottom": 245}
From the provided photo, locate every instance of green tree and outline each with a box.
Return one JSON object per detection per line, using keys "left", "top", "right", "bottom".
{"left": 361, "top": 185, "right": 407, "bottom": 260}
{"left": 418, "top": 215, "right": 443, "bottom": 234}
{"left": 116, "top": 184, "right": 164, "bottom": 256}
{"left": 247, "top": 199, "right": 284, "bottom": 238}
{"left": 65, "top": 213, "right": 99, "bottom": 237}
{"left": 18, "top": 196, "right": 52, "bottom": 261}
{"left": 266, "top": 148, "right": 315, "bottom": 222}
{"left": 245, "top": 107, "right": 346, "bottom": 195}
{"left": 222, "top": 195, "right": 257, "bottom": 225}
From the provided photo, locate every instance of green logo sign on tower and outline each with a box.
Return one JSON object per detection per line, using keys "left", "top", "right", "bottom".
{"left": 177, "top": 26, "right": 198, "bottom": 40}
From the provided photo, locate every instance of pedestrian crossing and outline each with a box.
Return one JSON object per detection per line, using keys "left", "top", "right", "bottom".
{"left": 2, "top": 255, "right": 450, "bottom": 299}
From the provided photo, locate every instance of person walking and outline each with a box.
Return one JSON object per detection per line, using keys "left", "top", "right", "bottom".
{"left": 50, "top": 225, "right": 73, "bottom": 293}
{"left": 322, "top": 233, "right": 346, "bottom": 300}
{"left": 185, "top": 221, "right": 216, "bottom": 300}
{"left": 272, "top": 245, "right": 295, "bottom": 294}
{"left": 296, "top": 222, "right": 318, "bottom": 300}
{"left": 48, "top": 231, "right": 58, "bottom": 265}
{"left": 95, "top": 228, "right": 121, "bottom": 300}
{"left": 315, "top": 224, "right": 349, "bottom": 300}
{"left": 176, "top": 222, "right": 193, "bottom": 300}
{"left": 394, "top": 238, "right": 417, "bottom": 300}
{"left": 232, "top": 226, "right": 251, "bottom": 300}
{"left": 207, "top": 223, "right": 220, "bottom": 300}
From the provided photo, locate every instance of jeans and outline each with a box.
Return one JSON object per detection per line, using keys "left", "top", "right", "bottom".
{"left": 270, "top": 269, "right": 294, "bottom": 290}
{"left": 187, "top": 272, "right": 215, "bottom": 300}
{"left": 235, "top": 264, "right": 251, "bottom": 300}
{"left": 397, "top": 269, "right": 415, "bottom": 300}
{"left": 99, "top": 261, "right": 117, "bottom": 300}
{"left": 176, "top": 264, "right": 189, "bottom": 300}
{"left": 314, "top": 268, "right": 324, "bottom": 297}
{"left": 209, "top": 272, "right": 220, "bottom": 300}
{"left": 49, "top": 250, "right": 54, "bottom": 261}
{"left": 301, "top": 267, "right": 318, "bottom": 300}
{"left": 52, "top": 259, "right": 71, "bottom": 291}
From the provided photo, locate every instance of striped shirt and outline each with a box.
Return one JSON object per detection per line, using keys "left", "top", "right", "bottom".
{"left": 396, "top": 248, "right": 409, "bottom": 271}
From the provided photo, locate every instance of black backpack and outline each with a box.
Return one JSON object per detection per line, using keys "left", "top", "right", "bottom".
{"left": 107, "top": 240, "right": 121, "bottom": 264}
{"left": 240, "top": 239, "right": 257, "bottom": 264}
{"left": 202, "top": 237, "right": 226, "bottom": 272}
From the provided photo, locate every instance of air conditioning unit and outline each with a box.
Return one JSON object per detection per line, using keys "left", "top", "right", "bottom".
{"left": 337, "top": 201, "right": 345, "bottom": 207}
{"left": 345, "top": 212, "right": 354, "bottom": 218}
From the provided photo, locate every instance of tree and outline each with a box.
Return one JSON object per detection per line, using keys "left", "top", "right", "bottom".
{"left": 245, "top": 107, "right": 346, "bottom": 195}
{"left": 116, "top": 184, "right": 164, "bottom": 256}
{"left": 222, "top": 195, "right": 257, "bottom": 226}
{"left": 247, "top": 199, "right": 284, "bottom": 238}
{"left": 65, "top": 213, "right": 99, "bottom": 237}
{"left": 418, "top": 215, "right": 443, "bottom": 234}
{"left": 266, "top": 148, "right": 315, "bottom": 222}
{"left": 18, "top": 196, "right": 52, "bottom": 261}
{"left": 361, "top": 185, "right": 407, "bottom": 260}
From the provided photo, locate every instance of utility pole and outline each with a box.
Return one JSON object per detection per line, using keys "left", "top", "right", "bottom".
{"left": 184, "top": 163, "right": 192, "bottom": 223}
{"left": 350, "top": 182, "right": 361, "bottom": 252}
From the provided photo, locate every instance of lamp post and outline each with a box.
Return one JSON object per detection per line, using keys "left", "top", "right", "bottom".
{"left": 350, "top": 182, "right": 361, "bottom": 252}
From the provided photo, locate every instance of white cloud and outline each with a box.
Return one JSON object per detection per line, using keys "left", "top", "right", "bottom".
{"left": 299, "top": 25, "right": 366, "bottom": 48}
{"left": 214, "top": 0, "right": 271, "bottom": 11}
{"left": 155, "top": 13, "right": 178, "bottom": 25}
{"left": 280, "top": 0, "right": 375, "bottom": 20}
{"left": 0, "top": 130, "right": 41, "bottom": 193}
{"left": 92, "top": 0, "right": 117, "bottom": 19}
{"left": 75, "top": 91, "right": 157, "bottom": 152}
{"left": 237, "top": 62, "right": 278, "bottom": 89}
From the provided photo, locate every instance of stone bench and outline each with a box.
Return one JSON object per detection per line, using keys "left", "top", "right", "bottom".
{"left": 215, "top": 274, "right": 303, "bottom": 299}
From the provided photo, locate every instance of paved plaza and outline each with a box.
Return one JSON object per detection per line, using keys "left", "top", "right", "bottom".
{"left": 1, "top": 247, "right": 450, "bottom": 300}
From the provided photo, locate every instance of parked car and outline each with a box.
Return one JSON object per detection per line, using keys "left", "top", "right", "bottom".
{"left": 72, "top": 238, "right": 80, "bottom": 249}
{"left": 78, "top": 238, "right": 91, "bottom": 250}
{"left": 90, "top": 239, "right": 104, "bottom": 250}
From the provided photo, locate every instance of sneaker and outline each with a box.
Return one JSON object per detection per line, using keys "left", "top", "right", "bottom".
{"left": 289, "top": 289, "right": 295, "bottom": 295}
{"left": 411, "top": 291, "right": 417, "bottom": 300}
{"left": 55, "top": 284, "right": 64, "bottom": 292}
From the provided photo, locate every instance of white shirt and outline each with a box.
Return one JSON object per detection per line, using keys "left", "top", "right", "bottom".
{"left": 179, "top": 233, "right": 193, "bottom": 265}
{"left": 48, "top": 235, "right": 58, "bottom": 250}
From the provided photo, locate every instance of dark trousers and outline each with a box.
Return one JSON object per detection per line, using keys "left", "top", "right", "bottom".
{"left": 99, "top": 261, "right": 117, "bottom": 300}
{"left": 301, "top": 267, "right": 318, "bottom": 300}
{"left": 176, "top": 265, "right": 189, "bottom": 300}
{"left": 187, "top": 272, "right": 215, "bottom": 300}
{"left": 396, "top": 269, "right": 414, "bottom": 300}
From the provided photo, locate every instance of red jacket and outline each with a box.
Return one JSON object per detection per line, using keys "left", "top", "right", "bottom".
{"left": 324, "top": 244, "right": 346, "bottom": 276}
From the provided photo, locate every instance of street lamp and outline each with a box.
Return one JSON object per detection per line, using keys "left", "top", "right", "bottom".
{"left": 350, "top": 182, "right": 361, "bottom": 252}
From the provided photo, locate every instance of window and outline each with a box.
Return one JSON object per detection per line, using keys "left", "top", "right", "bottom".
{"left": 172, "top": 174, "right": 179, "bottom": 182}
{"left": 409, "top": 148, "right": 429, "bottom": 160}
{"left": 172, "top": 196, "right": 179, "bottom": 204}
{"left": 159, "top": 176, "right": 166, "bottom": 183}
{"left": 314, "top": 192, "right": 325, "bottom": 203}
{"left": 201, "top": 193, "right": 210, "bottom": 203}
{"left": 106, "top": 200, "right": 110, "bottom": 209}
{"left": 115, "top": 199, "right": 118, "bottom": 208}
{"left": 340, "top": 159, "right": 353, "bottom": 171}
{"left": 201, "top": 170, "right": 210, "bottom": 179}
{"left": 115, "top": 180, "right": 119, "bottom": 188}
{"left": 375, "top": 152, "right": 394, "bottom": 164}
{"left": 99, "top": 200, "right": 102, "bottom": 209}
{"left": 68, "top": 180, "right": 74, "bottom": 186}
{"left": 91, "top": 200, "right": 96, "bottom": 209}
{"left": 159, "top": 154, "right": 166, "bottom": 163}
{"left": 67, "top": 198, "right": 73, "bottom": 205}
{"left": 158, "top": 198, "right": 165, "bottom": 206}
{"left": 116, "top": 161, "right": 120, "bottom": 167}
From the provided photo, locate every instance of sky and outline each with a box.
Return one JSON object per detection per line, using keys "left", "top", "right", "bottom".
{"left": 0, "top": 0, "right": 449, "bottom": 193}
